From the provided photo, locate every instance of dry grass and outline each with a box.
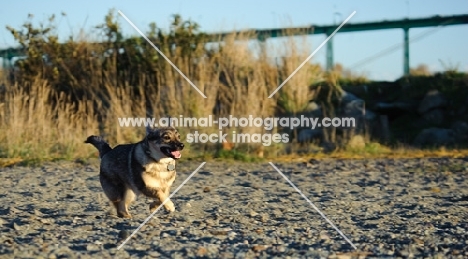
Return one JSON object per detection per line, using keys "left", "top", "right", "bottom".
{"left": 0, "top": 16, "right": 326, "bottom": 164}
{"left": 273, "top": 146, "right": 468, "bottom": 163}
{"left": 274, "top": 32, "right": 323, "bottom": 115}
{"left": 0, "top": 79, "right": 99, "bottom": 163}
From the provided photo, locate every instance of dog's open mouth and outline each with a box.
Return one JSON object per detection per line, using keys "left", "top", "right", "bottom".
{"left": 160, "top": 147, "right": 182, "bottom": 159}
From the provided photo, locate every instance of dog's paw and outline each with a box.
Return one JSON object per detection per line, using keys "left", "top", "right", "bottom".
{"left": 164, "top": 201, "right": 175, "bottom": 213}
{"left": 149, "top": 200, "right": 175, "bottom": 213}
{"left": 117, "top": 211, "right": 133, "bottom": 219}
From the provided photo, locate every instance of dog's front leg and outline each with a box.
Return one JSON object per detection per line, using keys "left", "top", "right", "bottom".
{"left": 145, "top": 188, "right": 175, "bottom": 213}
{"left": 159, "top": 188, "right": 175, "bottom": 212}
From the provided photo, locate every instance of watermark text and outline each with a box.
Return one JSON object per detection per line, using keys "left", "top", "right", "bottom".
{"left": 118, "top": 115, "right": 355, "bottom": 130}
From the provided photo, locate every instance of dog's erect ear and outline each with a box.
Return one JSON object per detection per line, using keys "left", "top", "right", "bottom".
{"left": 146, "top": 126, "right": 155, "bottom": 136}
{"left": 145, "top": 126, "right": 161, "bottom": 141}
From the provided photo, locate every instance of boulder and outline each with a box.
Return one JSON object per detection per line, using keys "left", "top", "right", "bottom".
{"left": 414, "top": 121, "right": 468, "bottom": 147}
{"left": 338, "top": 90, "right": 360, "bottom": 104}
{"left": 451, "top": 121, "right": 468, "bottom": 140}
{"left": 338, "top": 90, "right": 376, "bottom": 120}
{"left": 343, "top": 99, "right": 376, "bottom": 120}
{"left": 418, "top": 90, "right": 447, "bottom": 114}
{"left": 458, "top": 96, "right": 468, "bottom": 116}
{"left": 413, "top": 128, "right": 455, "bottom": 147}
{"left": 422, "top": 109, "right": 444, "bottom": 125}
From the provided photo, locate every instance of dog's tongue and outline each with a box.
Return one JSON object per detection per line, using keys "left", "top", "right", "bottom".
{"left": 171, "top": 150, "right": 181, "bottom": 159}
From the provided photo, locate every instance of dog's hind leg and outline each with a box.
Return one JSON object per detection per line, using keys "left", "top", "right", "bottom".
{"left": 117, "top": 188, "right": 136, "bottom": 218}
{"left": 100, "top": 173, "right": 132, "bottom": 218}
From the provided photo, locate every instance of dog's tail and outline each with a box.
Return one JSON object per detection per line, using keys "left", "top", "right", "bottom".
{"left": 85, "top": 135, "right": 112, "bottom": 158}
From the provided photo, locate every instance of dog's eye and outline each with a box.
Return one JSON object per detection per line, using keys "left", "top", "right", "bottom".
{"left": 163, "top": 135, "right": 170, "bottom": 141}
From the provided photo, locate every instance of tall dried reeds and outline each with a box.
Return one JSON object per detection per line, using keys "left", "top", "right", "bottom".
{"left": 0, "top": 10, "right": 328, "bottom": 162}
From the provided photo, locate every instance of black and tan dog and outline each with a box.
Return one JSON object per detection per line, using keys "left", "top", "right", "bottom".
{"left": 85, "top": 126, "right": 184, "bottom": 218}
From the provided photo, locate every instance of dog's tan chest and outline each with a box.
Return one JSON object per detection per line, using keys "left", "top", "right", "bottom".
{"left": 141, "top": 162, "right": 176, "bottom": 189}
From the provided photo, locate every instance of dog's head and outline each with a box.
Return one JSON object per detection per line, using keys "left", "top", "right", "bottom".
{"left": 145, "top": 126, "right": 184, "bottom": 159}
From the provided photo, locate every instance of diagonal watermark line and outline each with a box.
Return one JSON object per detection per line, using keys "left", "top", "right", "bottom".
{"left": 118, "top": 10, "right": 207, "bottom": 98}
{"left": 117, "top": 162, "right": 206, "bottom": 250}
{"left": 268, "top": 11, "right": 356, "bottom": 98}
{"left": 269, "top": 162, "right": 357, "bottom": 250}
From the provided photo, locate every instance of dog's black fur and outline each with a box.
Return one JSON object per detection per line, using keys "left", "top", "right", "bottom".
{"left": 85, "top": 127, "right": 184, "bottom": 218}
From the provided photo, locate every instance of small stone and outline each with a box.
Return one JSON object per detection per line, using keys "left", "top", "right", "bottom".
{"left": 86, "top": 244, "right": 100, "bottom": 251}
{"left": 148, "top": 251, "right": 160, "bottom": 257}
{"left": 319, "top": 233, "right": 330, "bottom": 240}
{"left": 78, "top": 225, "right": 93, "bottom": 231}
{"left": 249, "top": 211, "right": 258, "bottom": 217}
{"left": 13, "top": 222, "right": 22, "bottom": 230}
{"left": 203, "top": 187, "right": 211, "bottom": 193}
{"left": 197, "top": 247, "right": 208, "bottom": 256}
{"left": 334, "top": 254, "right": 352, "bottom": 259}
{"left": 177, "top": 215, "right": 190, "bottom": 222}
{"left": 72, "top": 217, "right": 82, "bottom": 223}
{"left": 34, "top": 209, "right": 43, "bottom": 216}
{"left": 210, "top": 230, "right": 228, "bottom": 236}
{"left": 205, "top": 219, "right": 217, "bottom": 226}
{"left": 118, "top": 230, "right": 130, "bottom": 240}
{"left": 39, "top": 218, "right": 53, "bottom": 225}
{"left": 413, "top": 237, "right": 424, "bottom": 246}
{"left": 277, "top": 245, "right": 286, "bottom": 252}
{"left": 252, "top": 245, "right": 267, "bottom": 252}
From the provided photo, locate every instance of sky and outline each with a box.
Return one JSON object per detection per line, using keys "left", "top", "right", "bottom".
{"left": 1, "top": 0, "right": 467, "bottom": 81}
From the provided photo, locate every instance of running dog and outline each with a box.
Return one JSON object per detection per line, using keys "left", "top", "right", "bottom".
{"left": 85, "top": 126, "right": 184, "bottom": 218}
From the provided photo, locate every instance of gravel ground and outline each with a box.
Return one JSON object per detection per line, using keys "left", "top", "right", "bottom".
{"left": 1, "top": 157, "right": 467, "bottom": 258}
